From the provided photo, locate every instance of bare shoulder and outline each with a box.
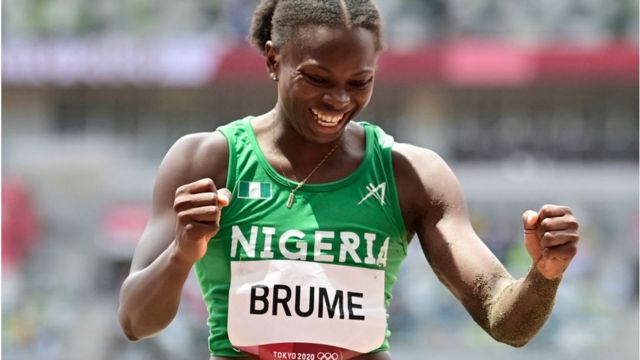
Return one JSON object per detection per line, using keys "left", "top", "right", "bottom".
{"left": 163, "top": 131, "right": 229, "bottom": 188}
{"left": 392, "top": 142, "right": 463, "bottom": 232}
{"left": 392, "top": 142, "right": 449, "bottom": 177}
{"left": 129, "top": 131, "right": 229, "bottom": 272}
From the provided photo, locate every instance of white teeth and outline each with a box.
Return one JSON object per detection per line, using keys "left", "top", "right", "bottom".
{"left": 311, "top": 109, "right": 344, "bottom": 126}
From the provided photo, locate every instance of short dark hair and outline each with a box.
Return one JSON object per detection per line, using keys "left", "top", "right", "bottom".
{"left": 248, "top": 0, "right": 385, "bottom": 54}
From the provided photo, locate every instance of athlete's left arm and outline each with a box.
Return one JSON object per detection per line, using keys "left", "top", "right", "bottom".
{"left": 393, "top": 143, "right": 580, "bottom": 347}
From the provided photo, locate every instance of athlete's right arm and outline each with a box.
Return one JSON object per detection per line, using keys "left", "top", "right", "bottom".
{"left": 117, "top": 131, "right": 230, "bottom": 341}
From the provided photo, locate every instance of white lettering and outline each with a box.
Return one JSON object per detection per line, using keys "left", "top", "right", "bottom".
{"left": 279, "top": 229, "right": 307, "bottom": 260}
{"left": 314, "top": 231, "right": 335, "bottom": 262}
{"left": 231, "top": 225, "right": 257, "bottom": 258}
{"left": 260, "top": 227, "right": 276, "bottom": 258}
{"left": 364, "top": 233, "right": 376, "bottom": 265}
{"left": 229, "top": 225, "right": 392, "bottom": 266}
{"left": 339, "top": 232, "right": 361, "bottom": 263}
{"left": 376, "top": 237, "right": 389, "bottom": 267}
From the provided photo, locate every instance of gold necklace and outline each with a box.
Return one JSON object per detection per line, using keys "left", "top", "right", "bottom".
{"left": 272, "top": 125, "right": 343, "bottom": 208}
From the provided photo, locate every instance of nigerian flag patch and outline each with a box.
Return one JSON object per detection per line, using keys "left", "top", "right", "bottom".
{"left": 237, "top": 181, "right": 272, "bottom": 200}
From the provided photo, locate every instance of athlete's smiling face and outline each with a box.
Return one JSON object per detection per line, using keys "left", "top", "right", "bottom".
{"left": 266, "top": 25, "right": 379, "bottom": 144}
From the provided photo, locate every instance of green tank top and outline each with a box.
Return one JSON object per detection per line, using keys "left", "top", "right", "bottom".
{"left": 195, "top": 117, "right": 408, "bottom": 358}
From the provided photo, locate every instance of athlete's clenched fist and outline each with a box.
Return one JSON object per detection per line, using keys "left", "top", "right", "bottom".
{"left": 173, "top": 178, "right": 231, "bottom": 264}
{"left": 522, "top": 204, "right": 580, "bottom": 280}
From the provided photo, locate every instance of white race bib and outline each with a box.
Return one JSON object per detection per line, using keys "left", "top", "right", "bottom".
{"left": 228, "top": 260, "right": 386, "bottom": 360}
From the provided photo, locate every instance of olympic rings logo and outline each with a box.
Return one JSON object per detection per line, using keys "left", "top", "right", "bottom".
{"left": 316, "top": 352, "right": 340, "bottom": 360}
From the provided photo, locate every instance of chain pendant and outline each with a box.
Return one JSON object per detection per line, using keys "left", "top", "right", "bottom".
{"left": 286, "top": 191, "right": 295, "bottom": 208}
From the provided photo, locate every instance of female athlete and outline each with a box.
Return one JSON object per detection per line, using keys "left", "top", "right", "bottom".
{"left": 118, "top": 1, "right": 581, "bottom": 359}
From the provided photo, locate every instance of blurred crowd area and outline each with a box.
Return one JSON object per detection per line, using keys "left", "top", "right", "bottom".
{"left": 3, "top": 0, "right": 639, "bottom": 43}
{"left": 2, "top": 0, "right": 639, "bottom": 359}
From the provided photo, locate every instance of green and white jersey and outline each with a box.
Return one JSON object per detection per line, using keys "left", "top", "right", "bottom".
{"left": 195, "top": 117, "right": 409, "bottom": 359}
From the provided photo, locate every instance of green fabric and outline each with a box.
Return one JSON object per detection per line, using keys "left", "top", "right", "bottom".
{"left": 194, "top": 117, "right": 408, "bottom": 357}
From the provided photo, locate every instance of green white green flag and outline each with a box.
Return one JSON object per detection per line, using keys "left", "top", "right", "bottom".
{"left": 237, "top": 181, "right": 272, "bottom": 200}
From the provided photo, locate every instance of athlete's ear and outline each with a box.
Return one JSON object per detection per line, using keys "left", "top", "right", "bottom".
{"left": 265, "top": 41, "right": 280, "bottom": 80}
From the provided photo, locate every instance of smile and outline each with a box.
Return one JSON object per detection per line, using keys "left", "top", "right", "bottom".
{"left": 310, "top": 109, "right": 346, "bottom": 128}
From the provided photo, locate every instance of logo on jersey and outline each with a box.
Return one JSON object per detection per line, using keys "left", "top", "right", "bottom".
{"left": 357, "top": 182, "right": 386, "bottom": 206}
{"left": 238, "top": 181, "right": 272, "bottom": 200}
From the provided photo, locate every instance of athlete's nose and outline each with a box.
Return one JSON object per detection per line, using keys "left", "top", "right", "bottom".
{"left": 323, "top": 87, "right": 350, "bottom": 110}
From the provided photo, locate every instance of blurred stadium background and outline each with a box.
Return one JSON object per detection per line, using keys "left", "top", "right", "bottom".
{"left": 2, "top": 0, "right": 638, "bottom": 359}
